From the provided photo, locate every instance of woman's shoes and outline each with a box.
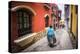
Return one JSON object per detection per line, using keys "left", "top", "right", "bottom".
{"left": 49, "top": 44, "right": 56, "bottom": 48}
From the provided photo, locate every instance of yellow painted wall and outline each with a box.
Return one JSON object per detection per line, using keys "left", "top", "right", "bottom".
{"left": 70, "top": 5, "right": 77, "bottom": 37}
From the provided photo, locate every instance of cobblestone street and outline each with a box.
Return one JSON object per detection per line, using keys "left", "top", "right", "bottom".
{"left": 22, "top": 28, "right": 73, "bottom": 52}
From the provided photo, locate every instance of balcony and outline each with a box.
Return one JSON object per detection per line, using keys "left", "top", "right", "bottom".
{"left": 44, "top": 3, "right": 51, "bottom": 10}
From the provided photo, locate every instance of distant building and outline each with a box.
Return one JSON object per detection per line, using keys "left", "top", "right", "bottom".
{"left": 51, "top": 4, "right": 62, "bottom": 30}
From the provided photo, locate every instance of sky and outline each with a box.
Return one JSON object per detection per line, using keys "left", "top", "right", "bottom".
{"left": 57, "top": 3, "right": 65, "bottom": 20}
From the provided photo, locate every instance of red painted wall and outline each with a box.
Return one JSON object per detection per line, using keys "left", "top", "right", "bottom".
{"left": 11, "top": 1, "right": 52, "bottom": 32}
{"left": 32, "top": 3, "right": 52, "bottom": 32}
{"left": 10, "top": 1, "right": 52, "bottom": 44}
{"left": 11, "top": 11, "right": 18, "bottom": 45}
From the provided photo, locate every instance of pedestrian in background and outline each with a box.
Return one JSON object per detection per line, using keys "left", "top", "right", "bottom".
{"left": 47, "top": 25, "right": 56, "bottom": 47}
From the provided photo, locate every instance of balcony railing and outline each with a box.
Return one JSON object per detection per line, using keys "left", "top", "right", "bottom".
{"left": 44, "top": 3, "right": 51, "bottom": 10}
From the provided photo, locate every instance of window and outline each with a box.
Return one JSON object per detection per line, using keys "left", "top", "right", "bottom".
{"left": 75, "top": 5, "right": 78, "bottom": 14}
{"left": 56, "top": 24, "right": 57, "bottom": 27}
{"left": 71, "top": 13, "right": 73, "bottom": 31}
{"left": 45, "top": 15, "right": 49, "bottom": 27}
{"left": 71, "top": 13, "right": 73, "bottom": 19}
{"left": 71, "top": 5, "right": 73, "bottom": 10}
{"left": 17, "top": 9, "right": 32, "bottom": 36}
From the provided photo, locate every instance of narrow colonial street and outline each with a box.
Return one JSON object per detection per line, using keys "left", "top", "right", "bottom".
{"left": 22, "top": 28, "right": 73, "bottom": 52}
{"left": 9, "top": 1, "right": 78, "bottom": 53}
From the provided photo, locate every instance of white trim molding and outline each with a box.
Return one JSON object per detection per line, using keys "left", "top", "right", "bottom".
{"left": 11, "top": 5, "right": 36, "bottom": 16}
{"left": 44, "top": 14, "right": 50, "bottom": 18}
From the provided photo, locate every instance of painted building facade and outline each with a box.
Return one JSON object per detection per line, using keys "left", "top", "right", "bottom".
{"left": 70, "top": 5, "right": 78, "bottom": 38}
{"left": 51, "top": 4, "right": 62, "bottom": 30}
{"left": 70, "top": 5, "right": 78, "bottom": 49}
{"left": 9, "top": 1, "right": 54, "bottom": 52}
{"left": 64, "top": 5, "right": 70, "bottom": 31}
{"left": 64, "top": 4, "right": 78, "bottom": 49}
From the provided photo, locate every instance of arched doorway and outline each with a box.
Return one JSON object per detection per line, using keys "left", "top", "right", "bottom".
{"left": 45, "top": 15, "right": 49, "bottom": 27}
